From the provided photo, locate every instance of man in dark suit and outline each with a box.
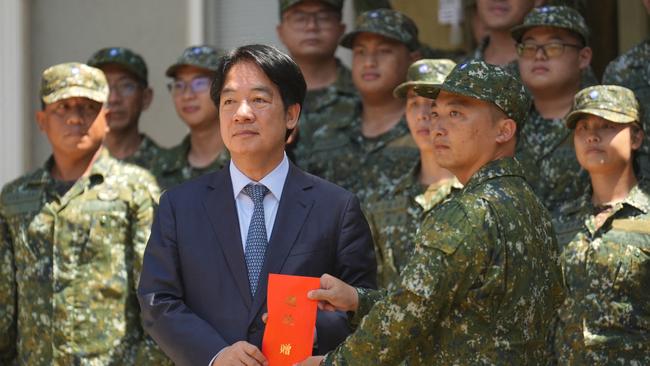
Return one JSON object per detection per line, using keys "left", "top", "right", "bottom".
{"left": 137, "top": 44, "right": 376, "bottom": 366}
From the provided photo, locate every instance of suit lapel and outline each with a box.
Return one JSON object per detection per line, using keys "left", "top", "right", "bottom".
{"left": 249, "top": 164, "right": 315, "bottom": 321}
{"left": 202, "top": 168, "right": 252, "bottom": 309}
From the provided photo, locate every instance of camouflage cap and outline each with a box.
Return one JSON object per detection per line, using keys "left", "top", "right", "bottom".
{"left": 511, "top": 5, "right": 589, "bottom": 44}
{"left": 565, "top": 85, "right": 641, "bottom": 129}
{"left": 279, "top": 0, "right": 343, "bottom": 16}
{"left": 394, "top": 59, "right": 456, "bottom": 98}
{"left": 415, "top": 60, "right": 531, "bottom": 125}
{"left": 87, "top": 47, "right": 148, "bottom": 84}
{"left": 40, "top": 62, "right": 109, "bottom": 105}
{"left": 340, "top": 9, "right": 420, "bottom": 51}
{"left": 166, "top": 45, "right": 225, "bottom": 77}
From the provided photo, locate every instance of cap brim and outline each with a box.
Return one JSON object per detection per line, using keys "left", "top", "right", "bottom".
{"left": 42, "top": 86, "right": 107, "bottom": 104}
{"left": 395, "top": 81, "right": 443, "bottom": 98}
{"left": 89, "top": 61, "right": 147, "bottom": 84}
{"left": 340, "top": 29, "right": 414, "bottom": 50}
{"left": 166, "top": 62, "right": 216, "bottom": 77}
{"left": 511, "top": 23, "right": 586, "bottom": 43}
{"left": 565, "top": 108, "right": 638, "bottom": 129}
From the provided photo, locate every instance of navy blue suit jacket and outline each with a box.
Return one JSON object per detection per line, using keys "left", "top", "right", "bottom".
{"left": 138, "top": 162, "right": 376, "bottom": 366}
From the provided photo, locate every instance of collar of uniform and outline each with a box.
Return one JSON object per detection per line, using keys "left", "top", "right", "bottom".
{"left": 351, "top": 106, "right": 410, "bottom": 148}
{"left": 26, "top": 148, "right": 110, "bottom": 187}
{"left": 304, "top": 59, "right": 356, "bottom": 113}
{"left": 463, "top": 157, "right": 525, "bottom": 191}
{"left": 620, "top": 183, "right": 650, "bottom": 214}
{"left": 390, "top": 160, "right": 422, "bottom": 195}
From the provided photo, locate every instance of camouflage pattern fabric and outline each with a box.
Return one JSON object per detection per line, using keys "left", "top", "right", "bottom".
{"left": 353, "top": 0, "right": 391, "bottom": 14}
{"left": 603, "top": 40, "right": 650, "bottom": 177}
{"left": 322, "top": 158, "right": 565, "bottom": 365}
{"left": 365, "top": 162, "right": 461, "bottom": 289}
{"left": 292, "top": 59, "right": 359, "bottom": 169}
{"left": 304, "top": 103, "right": 419, "bottom": 203}
{"left": 393, "top": 59, "right": 456, "bottom": 98}
{"left": 516, "top": 107, "right": 589, "bottom": 212}
{"left": 511, "top": 5, "right": 589, "bottom": 44}
{"left": 87, "top": 47, "right": 148, "bottom": 84}
{"left": 153, "top": 134, "right": 230, "bottom": 191}
{"left": 40, "top": 62, "right": 109, "bottom": 105}
{"left": 0, "top": 148, "right": 173, "bottom": 365}
{"left": 117, "top": 133, "right": 167, "bottom": 173}
{"left": 279, "top": 0, "right": 343, "bottom": 14}
{"left": 340, "top": 8, "right": 420, "bottom": 51}
{"left": 552, "top": 184, "right": 650, "bottom": 364}
{"left": 565, "top": 85, "right": 641, "bottom": 129}
{"left": 166, "top": 45, "right": 224, "bottom": 77}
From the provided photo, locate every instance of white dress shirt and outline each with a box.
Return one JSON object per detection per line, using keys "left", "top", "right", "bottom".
{"left": 229, "top": 153, "right": 289, "bottom": 251}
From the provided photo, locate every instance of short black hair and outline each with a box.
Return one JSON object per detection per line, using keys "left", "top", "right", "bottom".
{"left": 210, "top": 44, "right": 306, "bottom": 116}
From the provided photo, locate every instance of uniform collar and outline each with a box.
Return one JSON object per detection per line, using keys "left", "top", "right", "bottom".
{"left": 464, "top": 157, "right": 526, "bottom": 191}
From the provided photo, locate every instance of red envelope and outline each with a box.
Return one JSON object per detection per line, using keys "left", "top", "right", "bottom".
{"left": 262, "top": 273, "right": 321, "bottom": 366}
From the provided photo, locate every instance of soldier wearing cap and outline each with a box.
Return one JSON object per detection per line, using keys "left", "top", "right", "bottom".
{"left": 552, "top": 85, "right": 650, "bottom": 364}
{"left": 0, "top": 62, "right": 161, "bottom": 364}
{"left": 88, "top": 47, "right": 165, "bottom": 171}
{"left": 305, "top": 8, "right": 420, "bottom": 204}
{"left": 511, "top": 5, "right": 594, "bottom": 211}
{"left": 155, "top": 45, "right": 229, "bottom": 190}
{"left": 276, "top": 0, "right": 359, "bottom": 165}
{"left": 298, "top": 60, "right": 564, "bottom": 365}
{"left": 364, "top": 59, "right": 461, "bottom": 289}
{"left": 603, "top": 0, "right": 650, "bottom": 178}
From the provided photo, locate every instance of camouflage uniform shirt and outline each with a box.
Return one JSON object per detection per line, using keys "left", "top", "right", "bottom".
{"left": 306, "top": 102, "right": 419, "bottom": 202}
{"left": 293, "top": 59, "right": 358, "bottom": 168}
{"left": 323, "top": 158, "right": 565, "bottom": 365}
{"left": 516, "top": 107, "right": 589, "bottom": 212}
{"left": 0, "top": 148, "right": 163, "bottom": 365}
{"left": 365, "top": 163, "right": 461, "bottom": 288}
{"left": 603, "top": 39, "right": 650, "bottom": 178}
{"left": 153, "top": 134, "right": 230, "bottom": 191}
{"left": 552, "top": 184, "right": 650, "bottom": 365}
{"left": 118, "top": 133, "right": 166, "bottom": 172}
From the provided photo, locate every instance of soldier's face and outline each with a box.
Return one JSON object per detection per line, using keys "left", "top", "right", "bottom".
{"left": 36, "top": 97, "right": 107, "bottom": 158}
{"left": 277, "top": 1, "right": 345, "bottom": 61}
{"left": 352, "top": 33, "right": 416, "bottom": 98}
{"left": 430, "top": 91, "right": 504, "bottom": 183}
{"left": 518, "top": 27, "right": 591, "bottom": 93}
{"left": 477, "top": 0, "right": 539, "bottom": 31}
{"left": 644, "top": 0, "right": 650, "bottom": 14}
{"left": 218, "top": 61, "right": 300, "bottom": 159}
{"left": 573, "top": 115, "right": 642, "bottom": 174}
{"left": 171, "top": 66, "right": 218, "bottom": 130}
{"left": 405, "top": 88, "right": 435, "bottom": 152}
{"left": 102, "top": 64, "right": 152, "bottom": 134}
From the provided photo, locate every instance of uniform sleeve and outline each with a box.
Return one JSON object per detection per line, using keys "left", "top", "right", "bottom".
{"left": 0, "top": 209, "right": 17, "bottom": 363}
{"left": 322, "top": 201, "right": 489, "bottom": 365}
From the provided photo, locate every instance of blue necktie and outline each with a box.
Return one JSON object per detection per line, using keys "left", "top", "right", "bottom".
{"left": 242, "top": 183, "right": 270, "bottom": 296}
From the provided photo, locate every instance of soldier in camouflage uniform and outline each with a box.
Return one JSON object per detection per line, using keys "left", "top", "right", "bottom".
{"left": 365, "top": 59, "right": 461, "bottom": 289}
{"left": 603, "top": 0, "right": 650, "bottom": 179}
{"left": 87, "top": 47, "right": 165, "bottom": 170}
{"left": 276, "top": 0, "right": 359, "bottom": 166}
{"left": 155, "top": 46, "right": 229, "bottom": 190}
{"left": 298, "top": 60, "right": 565, "bottom": 366}
{"left": 305, "top": 9, "right": 420, "bottom": 203}
{"left": 0, "top": 63, "right": 165, "bottom": 365}
{"left": 512, "top": 5, "right": 595, "bottom": 212}
{"left": 552, "top": 85, "right": 650, "bottom": 364}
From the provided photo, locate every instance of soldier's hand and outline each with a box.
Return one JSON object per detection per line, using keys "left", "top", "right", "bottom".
{"left": 213, "top": 341, "right": 268, "bottom": 366}
{"left": 294, "top": 355, "right": 325, "bottom": 366}
{"left": 307, "top": 273, "right": 359, "bottom": 312}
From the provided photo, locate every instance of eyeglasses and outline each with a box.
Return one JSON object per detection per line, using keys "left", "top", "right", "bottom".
{"left": 167, "top": 77, "right": 212, "bottom": 96}
{"left": 51, "top": 101, "right": 100, "bottom": 119}
{"left": 109, "top": 80, "right": 140, "bottom": 97}
{"left": 516, "top": 42, "right": 583, "bottom": 59}
{"left": 284, "top": 10, "right": 340, "bottom": 30}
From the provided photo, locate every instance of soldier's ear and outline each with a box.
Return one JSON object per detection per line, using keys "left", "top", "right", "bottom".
{"left": 578, "top": 46, "right": 592, "bottom": 71}
{"left": 35, "top": 110, "right": 47, "bottom": 132}
{"left": 631, "top": 125, "right": 644, "bottom": 151}
{"left": 142, "top": 87, "right": 153, "bottom": 110}
{"left": 495, "top": 118, "right": 516, "bottom": 144}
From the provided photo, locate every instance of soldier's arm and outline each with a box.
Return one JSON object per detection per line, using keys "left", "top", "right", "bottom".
{"left": 321, "top": 202, "right": 487, "bottom": 365}
{"left": 0, "top": 210, "right": 17, "bottom": 363}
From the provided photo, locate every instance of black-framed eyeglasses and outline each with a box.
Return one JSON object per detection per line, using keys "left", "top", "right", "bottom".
{"left": 516, "top": 42, "right": 583, "bottom": 59}
{"left": 167, "top": 77, "right": 211, "bottom": 96}
{"left": 284, "top": 10, "right": 340, "bottom": 30}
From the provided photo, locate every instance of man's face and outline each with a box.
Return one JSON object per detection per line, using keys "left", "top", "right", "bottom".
{"left": 351, "top": 33, "right": 414, "bottom": 98}
{"left": 430, "top": 91, "right": 504, "bottom": 181}
{"left": 218, "top": 61, "right": 300, "bottom": 159}
{"left": 277, "top": 0, "right": 345, "bottom": 61}
{"left": 36, "top": 97, "right": 107, "bottom": 158}
{"left": 170, "top": 66, "right": 218, "bottom": 130}
{"left": 477, "top": 0, "right": 538, "bottom": 31}
{"left": 518, "top": 27, "right": 590, "bottom": 92}
{"left": 574, "top": 115, "right": 642, "bottom": 174}
{"left": 644, "top": 0, "right": 650, "bottom": 15}
{"left": 102, "top": 64, "right": 152, "bottom": 134}
{"left": 405, "top": 88, "right": 434, "bottom": 152}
